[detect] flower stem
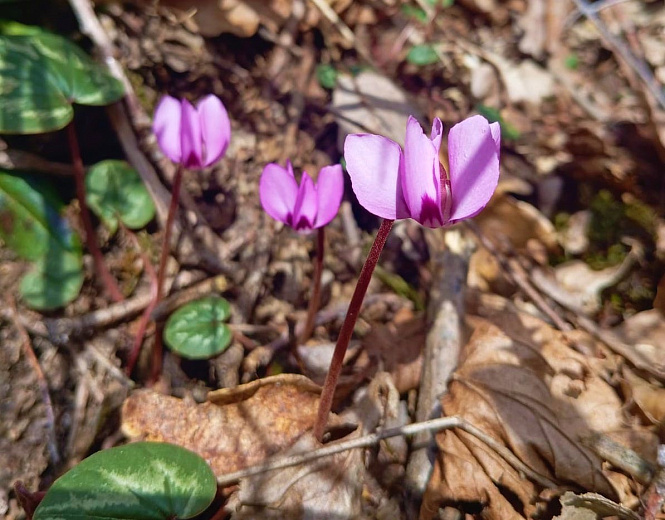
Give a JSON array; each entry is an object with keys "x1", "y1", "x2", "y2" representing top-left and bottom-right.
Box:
[
  {"x1": 313, "y1": 218, "x2": 394, "y2": 441},
  {"x1": 152, "y1": 163, "x2": 185, "y2": 380},
  {"x1": 299, "y1": 227, "x2": 325, "y2": 345},
  {"x1": 67, "y1": 121, "x2": 124, "y2": 303}
]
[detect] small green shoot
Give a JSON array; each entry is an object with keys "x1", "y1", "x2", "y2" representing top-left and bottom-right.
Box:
[
  {"x1": 406, "y1": 44, "x2": 439, "y2": 66},
  {"x1": 316, "y1": 64, "x2": 338, "y2": 90},
  {"x1": 476, "y1": 105, "x2": 521, "y2": 140}
]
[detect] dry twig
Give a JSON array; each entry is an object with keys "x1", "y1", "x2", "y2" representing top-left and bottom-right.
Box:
[
  {"x1": 216, "y1": 415, "x2": 557, "y2": 488},
  {"x1": 7, "y1": 295, "x2": 60, "y2": 465}
]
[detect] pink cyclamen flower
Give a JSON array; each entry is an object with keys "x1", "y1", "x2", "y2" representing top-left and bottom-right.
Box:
[
  {"x1": 153, "y1": 94, "x2": 231, "y2": 170},
  {"x1": 260, "y1": 161, "x2": 344, "y2": 232},
  {"x1": 344, "y1": 115, "x2": 500, "y2": 228}
]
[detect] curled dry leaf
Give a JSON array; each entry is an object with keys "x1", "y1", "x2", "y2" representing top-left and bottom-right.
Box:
[
  {"x1": 423, "y1": 296, "x2": 627, "y2": 519},
  {"x1": 121, "y1": 374, "x2": 331, "y2": 476},
  {"x1": 229, "y1": 432, "x2": 364, "y2": 520}
]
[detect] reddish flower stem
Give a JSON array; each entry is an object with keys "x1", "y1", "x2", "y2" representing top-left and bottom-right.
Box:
[
  {"x1": 151, "y1": 164, "x2": 184, "y2": 380},
  {"x1": 67, "y1": 122, "x2": 124, "y2": 302},
  {"x1": 313, "y1": 218, "x2": 394, "y2": 441},
  {"x1": 299, "y1": 227, "x2": 325, "y2": 345}
]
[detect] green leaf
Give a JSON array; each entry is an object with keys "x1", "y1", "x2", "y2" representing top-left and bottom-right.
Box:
[
  {"x1": 164, "y1": 296, "x2": 233, "y2": 360},
  {"x1": 0, "y1": 170, "x2": 80, "y2": 260},
  {"x1": 0, "y1": 169, "x2": 83, "y2": 309},
  {"x1": 34, "y1": 442, "x2": 217, "y2": 520},
  {"x1": 316, "y1": 64, "x2": 337, "y2": 90},
  {"x1": 19, "y1": 249, "x2": 83, "y2": 310},
  {"x1": 0, "y1": 22, "x2": 124, "y2": 134},
  {"x1": 564, "y1": 53, "x2": 580, "y2": 70},
  {"x1": 401, "y1": 5, "x2": 428, "y2": 22},
  {"x1": 406, "y1": 44, "x2": 439, "y2": 66},
  {"x1": 86, "y1": 160, "x2": 156, "y2": 234}
]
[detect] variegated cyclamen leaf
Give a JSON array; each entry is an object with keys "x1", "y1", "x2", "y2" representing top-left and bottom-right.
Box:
[
  {"x1": 0, "y1": 21, "x2": 124, "y2": 134},
  {"x1": 33, "y1": 442, "x2": 217, "y2": 520}
]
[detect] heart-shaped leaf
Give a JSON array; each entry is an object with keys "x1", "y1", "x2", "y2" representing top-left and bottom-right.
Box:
[
  {"x1": 0, "y1": 169, "x2": 83, "y2": 309},
  {"x1": 86, "y1": 160, "x2": 156, "y2": 233},
  {"x1": 164, "y1": 296, "x2": 233, "y2": 359},
  {"x1": 34, "y1": 442, "x2": 217, "y2": 520},
  {"x1": 0, "y1": 22, "x2": 124, "y2": 134}
]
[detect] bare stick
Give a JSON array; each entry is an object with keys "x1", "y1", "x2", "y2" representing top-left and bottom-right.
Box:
[
  {"x1": 216, "y1": 415, "x2": 556, "y2": 488},
  {"x1": 299, "y1": 227, "x2": 325, "y2": 345},
  {"x1": 405, "y1": 228, "x2": 473, "y2": 503},
  {"x1": 67, "y1": 122, "x2": 124, "y2": 302},
  {"x1": 313, "y1": 219, "x2": 394, "y2": 441},
  {"x1": 571, "y1": 0, "x2": 665, "y2": 110},
  {"x1": 8, "y1": 295, "x2": 60, "y2": 465}
]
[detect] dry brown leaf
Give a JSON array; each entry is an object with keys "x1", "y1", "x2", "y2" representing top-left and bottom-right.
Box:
[
  {"x1": 623, "y1": 368, "x2": 665, "y2": 425},
  {"x1": 475, "y1": 194, "x2": 558, "y2": 251},
  {"x1": 332, "y1": 71, "x2": 423, "y2": 149},
  {"x1": 228, "y1": 432, "x2": 364, "y2": 519},
  {"x1": 423, "y1": 299, "x2": 628, "y2": 518},
  {"x1": 362, "y1": 315, "x2": 425, "y2": 394},
  {"x1": 613, "y1": 309, "x2": 665, "y2": 374},
  {"x1": 121, "y1": 374, "x2": 330, "y2": 476}
]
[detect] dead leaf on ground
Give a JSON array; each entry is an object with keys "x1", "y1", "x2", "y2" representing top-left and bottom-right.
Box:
[
  {"x1": 613, "y1": 309, "x2": 665, "y2": 374},
  {"x1": 332, "y1": 71, "x2": 423, "y2": 149},
  {"x1": 476, "y1": 195, "x2": 559, "y2": 252},
  {"x1": 121, "y1": 374, "x2": 333, "y2": 476},
  {"x1": 423, "y1": 296, "x2": 629, "y2": 519},
  {"x1": 622, "y1": 368, "x2": 665, "y2": 426},
  {"x1": 228, "y1": 432, "x2": 364, "y2": 520},
  {"x1": 362, "y1": 314, "x2": 425, "y2": 394},
  {"x1": 532, "y1": 249, "x2": 639, "y2": 315}
]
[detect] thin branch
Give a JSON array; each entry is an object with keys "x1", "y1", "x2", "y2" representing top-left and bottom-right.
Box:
[
  {"x1": 216, "y1": 415, "x2": 557, "y2": 488},
  {"x1": 571, "y1": 0, "x2": 665, "y2": 110},
  {"x1": 7, "y1": 295, "x2": 60, "y2": 465}
]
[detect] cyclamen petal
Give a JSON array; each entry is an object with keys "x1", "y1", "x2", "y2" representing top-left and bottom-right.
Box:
[
  {"x1": 259, "y1": 162, "x2": 344, "y2": 232},
  {"x1": 447, "y1": 115, "x2": 501, "y2": 222},
  {"x1": 153, "y1": 94, "x2": 231, "y2": 170},
  {"x1": 401, "y1": 117, "x2": 444, "y2": 228},
  {"x1": 198, "y1": 95, "x2": 231, "y2": 167},
  {"x1": 344, "y1": 134, "x2": 409, "y2": 220},
  {"x1": 179, "y1": 100, "x2": 203, "y2": 169},
  {"x1": 153, "y1": 96, "x2": 183, "y2": 164},
  {"x1": 314, "y1": 165, "x2": 344, "y2": 228},
  {"x1": 292, "y1": 173, "x2": 318, "y2": 231},
  {"x1": 344, "y1": 114, "x2": 500, "y2": 227},
  {"x1": 259, "y1": 163, "x2": 299, "y2": 224}
]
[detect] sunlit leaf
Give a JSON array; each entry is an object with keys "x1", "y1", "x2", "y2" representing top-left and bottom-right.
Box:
[
  {"x1": 34, "y1": 442, "x2": 217, "y2": 520},
  {"x1": 164, "y1": 296, "x2": 233, "y2": 360},
  {"x1": 86, "y1": 160, "x2": 156, "y2": 234}
]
